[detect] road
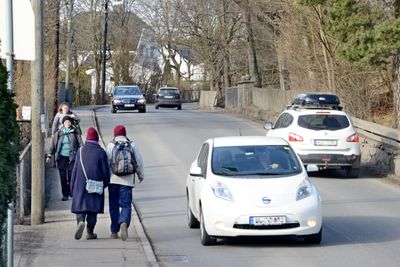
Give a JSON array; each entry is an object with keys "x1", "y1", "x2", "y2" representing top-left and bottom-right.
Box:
[{"x1": 95, "y1": 103, "x2": 400, "y2": 267}]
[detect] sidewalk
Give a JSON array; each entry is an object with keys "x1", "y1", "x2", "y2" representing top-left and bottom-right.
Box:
[{"x1": 14, "y1": 107, "x2": 157, "y2": 267}]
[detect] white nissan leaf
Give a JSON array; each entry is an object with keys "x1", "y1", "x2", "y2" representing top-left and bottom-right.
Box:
[{"x1": 186, "y1": 136, "x2": 322, "y2": 246}]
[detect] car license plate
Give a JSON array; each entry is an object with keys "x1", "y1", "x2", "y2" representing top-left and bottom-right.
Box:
[
  {"x1": 165, "y1": 96, "x2": 173, "y2": 98},
  {"x1": 314, "y1": 139, "x2": 337, "y2": 146},
  {"x1": 249, "y1": 216, "x2": 286, "y2": 226},
  {"x1": 124, "y1": 104, "x2": 135, "y2": 107}
]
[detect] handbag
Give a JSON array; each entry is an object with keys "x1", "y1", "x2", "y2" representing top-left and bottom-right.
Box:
[{"x1": 80, "y1": 148, "x2": 103, "y2": 194}]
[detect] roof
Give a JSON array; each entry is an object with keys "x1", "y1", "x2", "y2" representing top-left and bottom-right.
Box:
[{"x1": 210, "y1": 136, "x2": 290, "y2": 147}]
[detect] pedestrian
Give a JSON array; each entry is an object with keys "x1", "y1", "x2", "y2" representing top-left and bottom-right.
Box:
[
  {"x1": 106, "y1": 125, "x2": 144, "y2": 241},
  {"x1": 46, "y1": 115, "x2": 82, "y2": 201},
  {"x1": 51, "y1": 102, "x2": 81, "y2": 136},
  {"x1": 71, "y1": 127, "x2": 110, "y2": 240}
]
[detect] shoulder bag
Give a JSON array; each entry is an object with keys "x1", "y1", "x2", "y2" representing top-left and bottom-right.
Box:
[{"x1": 80, "y1": 148, "x2": 103, "y2": 194}]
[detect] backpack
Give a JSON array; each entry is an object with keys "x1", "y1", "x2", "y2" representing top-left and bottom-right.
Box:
[{"x1": 110, "y1": 139, "x2": 137, "y2": 176}]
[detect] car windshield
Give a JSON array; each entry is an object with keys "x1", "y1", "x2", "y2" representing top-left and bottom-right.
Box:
[
  {"x1": 211, "y1": 145, "x2": 301, "y2": 177},
  {"x1": 159, "y1": 89, "x2": 178, "y2": 95},
  {"x1": 114, "y1": 87, "x2": 141, "y2": 96},
  {"x1": 298, "y1": 114, "x2": 349, "y2": 130}
]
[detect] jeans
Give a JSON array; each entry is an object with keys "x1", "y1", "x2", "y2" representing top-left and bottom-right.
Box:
[
  {"x1": 58, "y1": 169, "x2": 72, "y2": 197},
  {"x1": 108, "y1": 184, "x2": 133, "y2": 233}
]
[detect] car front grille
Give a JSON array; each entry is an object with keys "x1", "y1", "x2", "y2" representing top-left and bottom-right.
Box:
[{"x1": 233, "y1": 223, "x2": 300, "y2": 230}]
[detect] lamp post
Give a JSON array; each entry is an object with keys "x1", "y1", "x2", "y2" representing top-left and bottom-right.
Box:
[{"x1": 100, "y1": 0, "x2": 109, "y2": 104}]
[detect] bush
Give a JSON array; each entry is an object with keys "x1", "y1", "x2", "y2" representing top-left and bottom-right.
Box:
[{"x1": 0, "y1": 60, "x2": 19, "y2": 246}]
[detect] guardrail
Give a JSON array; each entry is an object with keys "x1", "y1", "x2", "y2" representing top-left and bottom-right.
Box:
[{"x1": 16, "y1": 142, "x2": 32, "y2": 224}]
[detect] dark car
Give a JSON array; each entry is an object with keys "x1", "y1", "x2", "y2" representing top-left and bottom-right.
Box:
[
  {"x1": 110, "y1": 85, "x2": 146, "y2": 113},
  {"x1": 155, "y1": 87, "x2": 182, "y2": 110}
]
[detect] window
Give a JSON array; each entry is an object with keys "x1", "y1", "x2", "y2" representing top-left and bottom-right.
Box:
[
  {"x1": 274, "y1": 113, "x2": 293, "y2": 129},
  {"x1": 298, "y1": 115, "x2": 349, "y2": 130},
  {"x1": 197, "y1": 143, "x2": 209, "y2": 177}
]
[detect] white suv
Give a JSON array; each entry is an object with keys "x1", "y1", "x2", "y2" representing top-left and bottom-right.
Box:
[{"x1": 264, "y1": 93, "x2": 360, "y2": 178}]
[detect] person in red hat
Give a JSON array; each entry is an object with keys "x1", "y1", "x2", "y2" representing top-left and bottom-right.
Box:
[
  {"x1": 46, "y1": 115, "x2": 83, "y2": 201},
  {"x1": 70, "y1": 127, "x2": 110, "y2": 240},
  {"x1": 106, "y1": 125, "x2": 144, "y2": 241}
]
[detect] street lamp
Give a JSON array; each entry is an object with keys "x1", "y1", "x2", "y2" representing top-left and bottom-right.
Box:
[{"x1": 100, "y1": 0, "x2": 109, "y2": 104}]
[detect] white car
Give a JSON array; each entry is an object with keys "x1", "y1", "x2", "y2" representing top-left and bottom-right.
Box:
[
  {"x1": 265, "y1": 93, "x2": 361, "y2": 178},
  {"x1": 186, "y1": 136, "x2": 322, "y2": 246}
]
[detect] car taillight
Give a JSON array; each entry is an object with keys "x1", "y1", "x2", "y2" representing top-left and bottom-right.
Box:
[
  {"x1": 289, "y1": 132, "x2": 303, "y2": 142},
  {"x1": 346, "y1": 133, "x2": 359, "y2": 142}
]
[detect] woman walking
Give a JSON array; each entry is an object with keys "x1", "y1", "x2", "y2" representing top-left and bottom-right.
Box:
[
  {"x1": 71, "y1": 127, "x2": 110, "y2": 240},
  {"x1": 51, "y1": 102, "x2": 81, "y2": 136},
  {"x1": 46, "y1": 116, "x2": 82, "y2": 201}
]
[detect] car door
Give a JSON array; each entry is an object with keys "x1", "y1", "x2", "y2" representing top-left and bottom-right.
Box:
[{"x1": 193, "y1": 143, "x2": 209, "y2": 216}]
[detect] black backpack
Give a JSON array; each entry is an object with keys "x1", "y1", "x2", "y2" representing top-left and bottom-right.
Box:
[{"x1": 110, "y1": 139, "x2": 137, "y2": 175}]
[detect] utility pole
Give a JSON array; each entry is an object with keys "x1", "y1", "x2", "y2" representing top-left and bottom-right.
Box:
[
  {"x1": 65, "y1": 0, "x2": 74, "y2": 104},
  {"x1": 101, "y1": 0, "x2": 109, "y2": 104},
  {"x1": 31, "y1": 0, "x2": 45, "y2": 225}
]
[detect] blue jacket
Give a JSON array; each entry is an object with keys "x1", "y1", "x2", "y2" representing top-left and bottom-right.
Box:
[{"x1": 71, "y1": 141, "x2": 110, "y2": 214}]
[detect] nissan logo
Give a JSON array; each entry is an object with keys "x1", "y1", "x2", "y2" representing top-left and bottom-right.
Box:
[{"x1": 262, "y1": 197, "x2": 271, "y2": 204}]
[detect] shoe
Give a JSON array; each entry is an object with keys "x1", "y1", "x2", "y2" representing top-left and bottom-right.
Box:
[
  {"x1": 74, "y1": 222, "x2": 85, "y2": 240},
  {"x1": 110, "y1": 232, "x2": 119, "y2": 239},
  {"x1": 61, "y1": 196, "x2": 68, "y2": 201},
  {"x1": 86, "y1": 233, "x2": 97, "y2": 240},
  {"x1": 120, "y1": 223, "x2": 128, "y2": 241}
]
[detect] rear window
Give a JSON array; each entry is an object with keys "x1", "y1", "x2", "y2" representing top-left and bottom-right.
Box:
[
  {"x1": 298, "y1": 114, "x2": 350, "y2": 130},
  {"x1": 159, "y1": 88, "x2": 179, "y2": 95}
]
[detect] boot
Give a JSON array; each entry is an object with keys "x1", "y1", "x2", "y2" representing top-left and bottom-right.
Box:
[
  {"x1": 110, "y1": 232, "x2": 119, "y2": 239},
  {"x1": 74, "y1": 221, "x2": 85, "y2": 240},
  {"x1": 120, "y1": 223, "x2": 128, "y2": 241},
  {"x1": 86, "y1": 225, "x2": 98, "y2": 240}
]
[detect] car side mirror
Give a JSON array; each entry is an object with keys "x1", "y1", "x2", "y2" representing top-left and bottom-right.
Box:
[
  {"x1": 264, "y1": 122, "x2": 273, "y2": 130},
  {"x1": 143, "y1": 93, "x2": 147, "y2": 97},
  {"x1": 189, "y1": 166, "x2": 203, "y2": 177},
  {"x1": 109, "y1": 93, "x2": 113, "y2": 97},
  {"x1": 306, "y1": 164, "x2": 319, "y2": 172}
]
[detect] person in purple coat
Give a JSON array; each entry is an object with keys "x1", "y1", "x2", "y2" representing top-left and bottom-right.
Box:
[{"x1": 71, "y1": 127, "x2": 110, "y2": 240}]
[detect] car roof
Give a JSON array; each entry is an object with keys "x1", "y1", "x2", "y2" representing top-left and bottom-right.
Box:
[
  {"x1": 211, "y1": 136, "x2": 290, "y2": 147},
  {"x1": 159, "y1": 87, "x2": 178, "y2": 90},
  {"x1": 284, "y1": 108, "x2": 349, "y2": 116},
  {"x1": 115, "y1": 85, "x2": 140, "y2": 88}
]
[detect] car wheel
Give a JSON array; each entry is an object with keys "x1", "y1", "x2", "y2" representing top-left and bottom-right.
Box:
[
  {"x1": 139, "y1": 107, "x2": 146, "y2": 113},
  {"x1": 187, "y1": 195, "x2": 200, "y2": 229},
  {"x1": 155, "y1": 104, "x2": 159, "y2": 109},
  {"x1": 111, "y1": 106, "x2": 116, "y2": 113},
  {"x1": 345, "y1": 167, "x2": 359, "y2": 178},
  {"x1": 177, "y1": 105, "x2": 182, "y2": 110},
  {"x1": 200, "y1": 207, "x2": 217, "y2": 246},
  {"x1": 303, "y1": 228, "x2": 322, "y2": 244}
]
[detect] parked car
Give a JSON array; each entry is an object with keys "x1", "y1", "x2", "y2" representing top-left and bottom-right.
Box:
[
  {"x1": 264, "y1": 93, "x2": 360, "y2": 178},
  {"x1": 154, "y1": 87, "x2": 182, "y2": 110},
  {"x1": 110, "y1": 85, "x2": 146, "y2": 113},
  {"x1": 186, "y1": 136, "x2": 322, "y2": 246}
]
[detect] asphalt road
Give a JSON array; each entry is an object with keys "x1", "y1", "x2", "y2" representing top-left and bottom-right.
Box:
[{"x1": 95, "y1": 103, "x2": 400, "y2": 267}]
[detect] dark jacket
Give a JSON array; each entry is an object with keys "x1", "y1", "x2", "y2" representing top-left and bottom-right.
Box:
[
  {"x1": 71, "y1": 141, "x2": 111, "y2": 214},
  {"x1": 48, "y1": 125, "x2": 82, "y2": 167}
]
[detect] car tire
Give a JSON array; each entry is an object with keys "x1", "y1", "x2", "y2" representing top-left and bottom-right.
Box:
[
  {"x1": 200, "y1": 207, "x2": 217, "y2": 246},
  {"x1": 111, "y1": 106, "x2": 116, "y2": 113},
  {"x1": 303, "y1": 228, "x2": 322, "y2": 244},
  {"x1": 155, "y1": 104, "x2": 159, "y2": 109},
  {"x1": 345, "y1": 167, "x2": 359, "y2": 178},
  {"x1": 139, "y1": 107, "x2": 146, "y2": 113},
  {"x1": 177, "y1": 105, "x2": 182, "y2": 110},
  {"x1": 187, "y1": 196, "x2": 200, "y2": 229}
]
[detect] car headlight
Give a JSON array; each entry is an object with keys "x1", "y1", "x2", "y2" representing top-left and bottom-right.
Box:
[
  {"x1": 137, "y1": 99, "x2": 146, "y2": 104},
  {"x1": 211, "y1": 181, "x2": 234, "y2": 202},
  {"x1": 113, "y1": 99, "x2": 123, "y2": 104},
  {"x1": 296, "y1": 178, "x2": 312, "y2": 201}
]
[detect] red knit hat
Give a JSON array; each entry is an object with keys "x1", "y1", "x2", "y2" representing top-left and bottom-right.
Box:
[
  {"x1": 114, "y1": 125, "x2": 126, "y2": 137},
  {"x1": 86, "y1": 127, "x2": 99, "y2": 141}
]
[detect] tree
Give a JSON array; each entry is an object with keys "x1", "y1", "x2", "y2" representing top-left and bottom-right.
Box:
[{"x1": 327, "y1": 0, "x2": 400, "y2": 127}]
